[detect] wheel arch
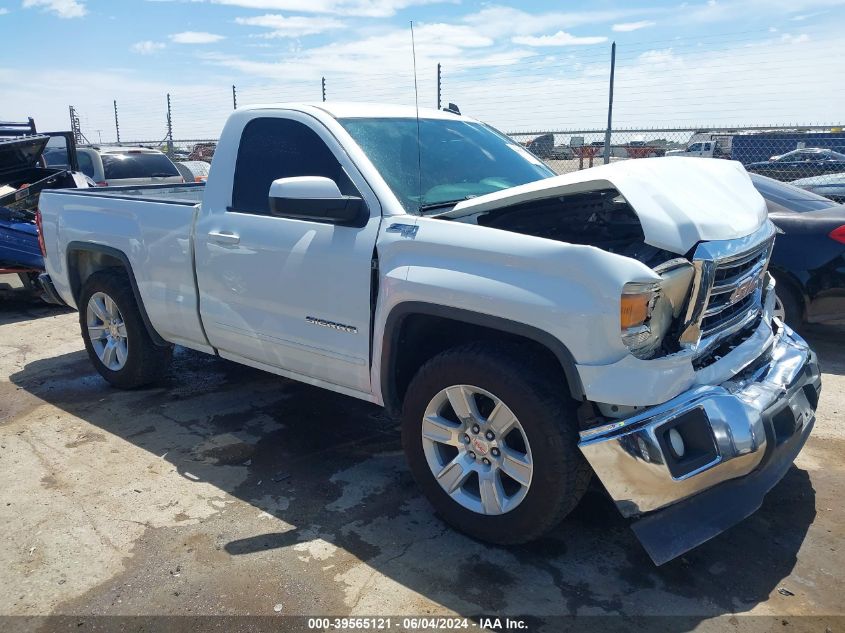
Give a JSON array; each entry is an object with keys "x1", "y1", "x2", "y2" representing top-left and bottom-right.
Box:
[
  {"x1": 380, "y1": 302, "x2": 584, "y2": 416},
  {"x1": 769, "y1": 266, "x2": 808, "y2": 321},
  {"x1": 66, "y1": 241, "x2": 168, "y2": 347}
]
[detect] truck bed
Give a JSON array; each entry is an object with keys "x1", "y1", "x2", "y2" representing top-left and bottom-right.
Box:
[
  {"x1": 38, "y1": 184, "x2": 206, "y2": 350},
  {"x1": 53, "y1": 182, "x2": 206, "y2": 205}
]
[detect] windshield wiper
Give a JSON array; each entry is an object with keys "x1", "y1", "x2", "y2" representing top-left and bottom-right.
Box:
[
  {"x1": 418, "y1": 196, "x2": 473, "y2": 213},
  {"x1": 150, "y1": 173, "x2": 177, "y2": 177}
]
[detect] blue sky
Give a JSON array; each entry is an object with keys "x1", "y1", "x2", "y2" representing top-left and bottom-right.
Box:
[{"x1": 1, "y1": 0, "x2": 844, "y2": 140}]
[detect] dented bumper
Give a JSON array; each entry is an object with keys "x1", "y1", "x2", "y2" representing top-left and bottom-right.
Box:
[{"x1": 578, "y1": 322, "x2": 821, "y2": 564}]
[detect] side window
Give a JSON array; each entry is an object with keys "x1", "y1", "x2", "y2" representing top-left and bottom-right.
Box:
[
  {"x1": 231, "y1": 117, "x2": 356, "y2": 215},
  {"x1": 77, "y1": 151, "x2": 95, "y2": 178},
  {"x1": 689, "y1": 143, "x2": 702, "y2": 152}
]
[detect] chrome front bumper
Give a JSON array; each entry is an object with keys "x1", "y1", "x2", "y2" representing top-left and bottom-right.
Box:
[{"x1": 578, "y1": 321, "x2": 821, "y2": 562}]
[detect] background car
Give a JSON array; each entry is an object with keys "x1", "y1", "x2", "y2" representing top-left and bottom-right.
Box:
[
  {"x1": 746, "y1": 148, "x2": 845, "y2": 182},
  {"x1": 174, "y1": 160, "x2": 211, "y2": 183},
  {"x1": 61, "y1": 147, "x2": 184, "y2": 187},
  {"x1": 792, "y1": 172, "x2": 845, "y2": 204},
  {"x1": 750, "y1": 173, "x2": 845, "y2": 326},
  {"x1": 550, "y1": 145, "x2": 575, "y2": 160},
  {"x1": 524, "y1": 133, "x2": 554, "y2": 159}
]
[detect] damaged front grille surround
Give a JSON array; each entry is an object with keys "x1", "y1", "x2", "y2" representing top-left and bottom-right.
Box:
[{"x1": 679, "y1": 221, "x2": 777, "y2": 357}]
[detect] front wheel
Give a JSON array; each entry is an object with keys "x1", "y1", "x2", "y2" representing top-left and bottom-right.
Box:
[
  {"x1": 401, "y1": 342, "x2": 591, "y2": 544},
  {"x1": 79, "y1": 270, "x2": 171, "y2": 389},
  {"x1": 773, "y1": 281, "x2": 803, "y2": 327}
]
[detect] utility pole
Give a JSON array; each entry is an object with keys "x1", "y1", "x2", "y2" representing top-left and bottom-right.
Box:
[
  {"x1": 603, "y1": 41, "x2": 616, "y2": 165},
  {"x1": 232, "y1": 85, "x2": 237, "y2": 110},
  {"x1": 113, "y1": 100, "x2": 121, "y2": 144},
  {"x1": 437, "y1": 63, "x2": 442, "y2": 110},
  {"x1": 322, "y1": 76, "x2": 326, "y2": 102},
  {"x1": 166, "y1": 93, "x2": 174, "y2": 157}
]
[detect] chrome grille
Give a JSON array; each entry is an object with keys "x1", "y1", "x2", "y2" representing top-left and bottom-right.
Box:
[
  {"x1": 700, "y1": 239, "x2": 773, "y2": 339},
  {"x1": 680, "y1": 222, "x2": 777, "y2": 353}
]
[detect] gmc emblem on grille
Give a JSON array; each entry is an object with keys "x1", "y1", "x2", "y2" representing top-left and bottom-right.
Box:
[{"x1": 729, "y1": 276, "x2": 760, "y2": 304}]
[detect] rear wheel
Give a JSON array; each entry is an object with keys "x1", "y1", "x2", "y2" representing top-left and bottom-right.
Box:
[
  {"x1": 79, "y1": 270, "x2": 171, "y2": 388},
  {"x1": 401, "y1": 342, "x2": 591, "y2": 544}
]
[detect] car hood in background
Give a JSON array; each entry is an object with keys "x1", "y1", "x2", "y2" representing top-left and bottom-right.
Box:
[
  {"x1": 792, "y1": 172, "x2": 845, "y2": 186},
  {"x1": 447, "y1": 157, "x2": 768, "y2": 254}
]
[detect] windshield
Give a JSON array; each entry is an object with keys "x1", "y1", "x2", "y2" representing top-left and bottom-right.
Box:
[
  {"x1": 102, "y1": 152, "x2": 180, "y2": 180},
  {"x1": 339, "y1": 117, "x2": 554, "y2": 212},
  {"x1": 750, "y1": 173, "x2": 836, "y2": 212}
]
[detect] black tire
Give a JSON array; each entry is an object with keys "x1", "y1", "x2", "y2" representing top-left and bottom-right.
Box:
[
  {"x1": 401, "y1": 342, "x2": 591, "y2": 545},
  {"x1": 774, "y1": 277, "x2": 804, "y2": 327},
  {"x1": 78, "y1": 269, "x2": 171, "y2": 389}
]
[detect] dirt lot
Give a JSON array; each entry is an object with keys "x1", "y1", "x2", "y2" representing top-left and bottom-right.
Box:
[{"x1": 0, "y1": 288, "x2": 843, "y2": 631}]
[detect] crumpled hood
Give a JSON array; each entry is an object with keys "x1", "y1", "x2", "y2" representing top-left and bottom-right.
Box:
[{"x1": 448, "y1": 157, "x2": 768, "y2": 254}]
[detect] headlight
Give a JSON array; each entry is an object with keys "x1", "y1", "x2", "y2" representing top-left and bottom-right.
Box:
[
  {"x1": 621, "y1": 282, "x2": 669, "y2": 357},
  {"x1": 621, "y1": 261, "x2": 695, "y2": 359}
]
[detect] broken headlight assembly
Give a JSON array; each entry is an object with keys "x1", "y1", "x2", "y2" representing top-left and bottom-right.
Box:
[{"x1": 620, "y1": 260, "x2": 695, "y2": 359}]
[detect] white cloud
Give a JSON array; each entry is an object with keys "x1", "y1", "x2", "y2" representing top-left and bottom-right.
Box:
[
  {"x1": 781, "y1": 32, "x2": 810, "y2": 43},
  {"x1": 208, "y1": 0, "x2": 453, "y2": 18},
  {"x1": 0, "y1": 8, "x2": 10, "y2": 15},
  {"x1": 512, "y1": 31, "x2": 608, "y2": 47},
  {"x1": 235, "y1": 14, "x2": 345, "y2": 38},
  {"x1": 170, "y1": 31, "x2": 226, "y2": 44},
  {"x1": 682, "y1": 0, "x2": 845, "y2": 24},
  {"x1": 22, "y1": 0, "x2": 86, "y2": 18},
  {"x1": 462, "y1": 6, "x2": 651, "y2": 39},
  {"x1": 637, "y1": 48, "x2": 680, "y2": 65},
  {"x1": 203, "y1": 21, "x2": 499, "y2": 82},
  {"x1": 612, "y1": 20, "x2": 655, "y2": 32},
  {"x1": 131, "y1": 40, "x2": 167, "y2": 54}
]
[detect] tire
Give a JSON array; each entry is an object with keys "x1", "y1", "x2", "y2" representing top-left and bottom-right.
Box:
[
  {"x1": 78, "y1": 269, "x2": 171, "y2": 389},
  {"x1": 773, "y1": 278, "x2": 803, "y2": 327},
  {"x1": 401, "y1": 342, "x2": 591, "y2": 545}
]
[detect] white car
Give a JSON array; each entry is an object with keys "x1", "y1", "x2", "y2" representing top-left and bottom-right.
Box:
[
  {"x1": 36, "y1": 103, "x2": 820, "y2": 565},
  {"x1": 75, "y1": 147, "x2": 183, "y2": 187}
]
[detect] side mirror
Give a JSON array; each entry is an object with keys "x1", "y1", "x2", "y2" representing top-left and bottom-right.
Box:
[{"x1": 268, "y1": 176, "x2": 364, "y2": 224}]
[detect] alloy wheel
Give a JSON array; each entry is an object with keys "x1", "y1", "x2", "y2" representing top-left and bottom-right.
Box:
[
  {"x1": 86, "y1": 291, "x2": 129, "y2": 371},
  {"x1": 421, "y1": 384, "x2": 533, "y2": 515}
]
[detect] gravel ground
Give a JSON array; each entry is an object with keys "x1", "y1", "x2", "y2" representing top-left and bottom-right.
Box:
[{"x1": 0, "y1": 286, "x2": 842, "y2": 631}]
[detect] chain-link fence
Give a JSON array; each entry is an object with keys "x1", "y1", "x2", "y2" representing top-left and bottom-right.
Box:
[{"x1": 509, "y1": 127, "x2": 845, "y2": 199}]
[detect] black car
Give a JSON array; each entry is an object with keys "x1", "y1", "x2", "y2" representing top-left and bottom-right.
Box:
[
  {"x1": 746, "y1": 148, "x2": 845, "y2": 182},
  {"x1": 750, "y1": 173, "x2": 845, "y2": 326}
]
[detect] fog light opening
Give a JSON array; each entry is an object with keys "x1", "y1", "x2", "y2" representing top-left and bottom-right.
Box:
[{"x1": 668, "y1": 428, "x2": 685, "y2": 458}]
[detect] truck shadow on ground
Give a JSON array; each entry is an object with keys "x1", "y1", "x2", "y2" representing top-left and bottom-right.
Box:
[
  {"x1": 0, "y1": 294, "x2": 72, "y2": 325},
  {"x1": 9, "y1": 344, "x2": 817, "y2": 627}
]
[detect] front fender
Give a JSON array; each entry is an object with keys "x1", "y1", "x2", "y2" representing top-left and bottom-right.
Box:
[{"x1": 370, "y1": 216, "x2": 661, "y2": 406}]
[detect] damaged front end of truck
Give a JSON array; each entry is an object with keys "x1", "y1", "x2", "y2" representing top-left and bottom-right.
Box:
[{"x1": 430, "y1": 157, "x2": 821, "y2": 564}]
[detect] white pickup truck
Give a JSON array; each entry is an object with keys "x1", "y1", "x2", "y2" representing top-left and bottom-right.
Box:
[{"x1": 37, "y1": 103, "x2": 821, "y2": 565}]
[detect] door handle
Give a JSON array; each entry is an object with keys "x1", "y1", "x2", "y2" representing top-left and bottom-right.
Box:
[{"x1": 208, "y1": 230, "x2": 240, "y2": 245}]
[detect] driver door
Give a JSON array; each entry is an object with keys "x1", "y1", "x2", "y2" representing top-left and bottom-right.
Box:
[{"x1": 195, "y1": 113, "x2": 381, "y2": 394}]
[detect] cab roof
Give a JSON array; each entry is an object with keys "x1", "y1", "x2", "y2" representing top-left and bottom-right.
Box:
[{"x1": 239, "y1": 102, "x2": 472, "y2": 121}]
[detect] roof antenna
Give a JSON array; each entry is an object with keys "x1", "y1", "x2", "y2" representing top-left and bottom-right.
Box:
[{"x1": 410, "y1": 20, "x2": 423, "y2": 213}]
